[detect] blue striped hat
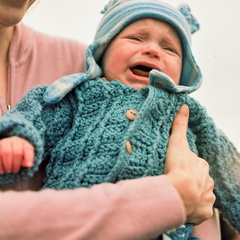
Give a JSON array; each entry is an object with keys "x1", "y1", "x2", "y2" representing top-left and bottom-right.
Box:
[{"x1": 44, "y1": 0, "x2": 202, "y2": 104}]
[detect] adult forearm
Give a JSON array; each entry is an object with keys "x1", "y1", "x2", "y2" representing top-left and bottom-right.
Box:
[{"x1": 0, "y1": 176, "x2": 185, "y2": 240}]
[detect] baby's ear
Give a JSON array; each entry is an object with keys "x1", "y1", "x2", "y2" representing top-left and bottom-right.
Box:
[{"x1": 178, "y1": 4, "x2": 200, "y2": 34}]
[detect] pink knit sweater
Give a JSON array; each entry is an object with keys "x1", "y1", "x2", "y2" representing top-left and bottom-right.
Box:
[
  {"x1": 0, "y1": 22, "x2": 87, "y2": 114},
  {"x1": 0, "y1": 22, "x2": 220, "y2": 240}
]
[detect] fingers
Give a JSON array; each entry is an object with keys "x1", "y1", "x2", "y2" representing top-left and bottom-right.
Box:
[
  {"x1": 0, "y1": 153, "x2": 3, "y2": 174},
  {"x1": 190, "y1": 175, "x2": 216, "y2": 225},
  {"x1": 165, "y1": 105, "x2": 215, "y2": 224},
  {"x1": 21, "y1": 141, "x2": 34, "y2": 168},
  {"x1": 182, "y1": 158, "x2": 215, "y2": 224},
  {"x1": 0, "y1": 137, "x2": 34, "y2": 174},
  {"x1": 0, "y1": 145, "x2": 4, "y2": 174},
  {"x1": 0, "y1": 140, "x2": 14, "y2": 173},
  {"x1": 12, "y1": 141, "x2": 24, "y2": 173}
]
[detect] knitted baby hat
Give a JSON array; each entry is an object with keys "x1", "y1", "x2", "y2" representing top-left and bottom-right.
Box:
[{"x1": 44, "y1": 0, "x2": 202, "y2": 104}]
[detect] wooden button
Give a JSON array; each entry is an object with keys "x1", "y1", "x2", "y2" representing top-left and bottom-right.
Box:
[
  {"x1": 125, "y1": 140, "x2": 132, "y2": 154},
  {"x1": 126, "y1": 109, "x2": 138, "y2": 120},
  {"x1": 101, "y1": 77, "x2": 108, "y2": 81}
]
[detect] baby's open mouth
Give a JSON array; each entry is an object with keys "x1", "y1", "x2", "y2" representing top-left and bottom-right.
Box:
[{"x1": 131, "y1": 65, "x2": 153, "y2": 77}]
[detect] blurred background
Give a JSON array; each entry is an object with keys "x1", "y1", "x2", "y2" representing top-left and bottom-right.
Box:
[{"x1": 23, "y1": 0, "x2": 240, "y2": 149}]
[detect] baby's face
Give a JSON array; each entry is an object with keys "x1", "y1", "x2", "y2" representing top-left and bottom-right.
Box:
[{"x1": 101, "y1": 18, "x2": 183, "y2": 90}]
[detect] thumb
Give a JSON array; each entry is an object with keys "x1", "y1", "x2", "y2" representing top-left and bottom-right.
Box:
[
  {"x1": 164, "y1": 104, "x2": 190, "y2": 172},
  {"x1": 171, "y1": 104, "x2": 189, "y2": 137}
]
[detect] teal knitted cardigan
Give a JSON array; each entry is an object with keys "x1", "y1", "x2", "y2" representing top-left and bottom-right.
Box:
[{"x1": 0, "y1": 78, "x2": 240, "y2": 233}]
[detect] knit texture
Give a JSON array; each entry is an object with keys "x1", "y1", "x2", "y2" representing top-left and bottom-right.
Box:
[
  {"x1": 0, "y1": 1, "x2": 239, "y2": 238},
  {"x1": 43, "y1": 0, "x2": 202, "y2": 104},
  {"x1": 0, "y1": 79, "x2": 240, "y2": 237}
]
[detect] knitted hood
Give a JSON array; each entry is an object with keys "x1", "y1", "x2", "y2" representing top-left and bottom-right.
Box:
[{"x1": 44, "y1": 0, "x2": 202, "y2": 104}]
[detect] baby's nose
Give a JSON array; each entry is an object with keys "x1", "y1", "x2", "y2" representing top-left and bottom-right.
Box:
[{"x1": 142, "y1": 45, "x2": 161, "y2": 59}]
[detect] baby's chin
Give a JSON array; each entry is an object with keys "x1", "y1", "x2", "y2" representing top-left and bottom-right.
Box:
[
  {"x1": 118, "y1": 77, "x2": 150, "y2": 90},
  {"x1": 131, "y1": 82, "x2": 150, "y2": 90}
]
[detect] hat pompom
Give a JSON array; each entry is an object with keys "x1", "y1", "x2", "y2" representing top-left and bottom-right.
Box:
[
  {"x1": 45, "y1": 0, "x2": 203, "y2": 104},
  {"x1": 101, "y1": 0, "x2": 120, "y2": 14},
  {"x1": 178, "y1": 4, "x2": 200, "y2": 34}
]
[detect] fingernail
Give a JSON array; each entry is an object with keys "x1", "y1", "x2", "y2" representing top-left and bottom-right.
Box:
[{"x1": 25, "y1": 162, "x2": 33, "y2": 168}]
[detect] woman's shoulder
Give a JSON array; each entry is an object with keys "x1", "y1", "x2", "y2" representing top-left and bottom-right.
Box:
[
  {"x1": 31, "y1": 25, "x2": 87, "y2": 52},
  {"x1": 18, "y1": 23, "x2": 87, "y2": 57}
]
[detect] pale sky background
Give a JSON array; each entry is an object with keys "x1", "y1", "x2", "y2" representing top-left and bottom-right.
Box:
[{"x1": 23, "y1": 0, "x2": 240, "y2": 150}]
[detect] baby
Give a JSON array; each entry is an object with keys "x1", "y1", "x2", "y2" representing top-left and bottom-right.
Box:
[{"x1": 0, "y1": 0, "x2": 239, "y2": 239}]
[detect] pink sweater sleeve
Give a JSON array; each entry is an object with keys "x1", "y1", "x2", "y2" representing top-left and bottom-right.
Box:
[{"x1": 0, "y1": 176, "x2": 186, "y2": 240}]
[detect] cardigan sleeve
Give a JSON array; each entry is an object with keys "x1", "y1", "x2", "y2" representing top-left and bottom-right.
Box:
[
  {"x1": 187, "y1": 97, "x2": 240, "y2": 233},
  {"x1": 0, "y1": 85, "x2": 74, "y2": 185}
]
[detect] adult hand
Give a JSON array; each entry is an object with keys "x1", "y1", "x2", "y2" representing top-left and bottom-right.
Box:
[{"x1": 164, "y1": 104, "x2": 215, "y2": 225}]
